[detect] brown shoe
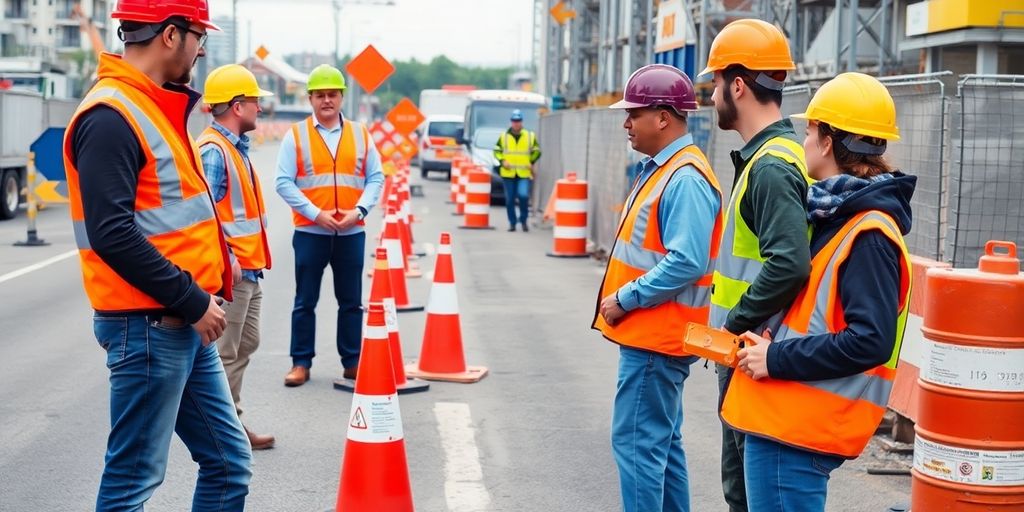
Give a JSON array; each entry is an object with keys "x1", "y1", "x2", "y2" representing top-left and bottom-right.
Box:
[
  {"x1": 284, "y1": 366, "x2": 310, "y2": 387},
  {"x1": 245, "y1": 426, "x2": 275, "y2": 450},
  {"x1": 343, "y1": 367, "x2": 357, "y2": 380}
]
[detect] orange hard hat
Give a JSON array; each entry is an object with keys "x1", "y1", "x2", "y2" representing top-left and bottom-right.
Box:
[
  {"x1": 699, "y1": 19, "x2": 794, "y2": 77},
  {"x1": 112, "y1": 0, "x2": 220, "y2": 31}
]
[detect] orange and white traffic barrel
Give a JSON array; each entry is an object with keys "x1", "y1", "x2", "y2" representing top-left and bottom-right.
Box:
[
  {"x1": 912, "y1": 241, "x2": 1024, "y2": 510},
  {"x1": 459, "y1": 167, "x2": 494, "y2": 230},
  {"x1": 454, "y1": 170, "x2": 469, "y2": 216},
  {"x1": 547, "y1": 172, "x2": 589, "y2": 258},
  {"x1": 449, "y1": 157, "x2": 464, "y2": 205}
]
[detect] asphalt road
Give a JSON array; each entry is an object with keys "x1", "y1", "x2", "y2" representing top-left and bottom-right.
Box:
[{"x1": 0, "y1": 140, "x2": 911, "y2": 511}]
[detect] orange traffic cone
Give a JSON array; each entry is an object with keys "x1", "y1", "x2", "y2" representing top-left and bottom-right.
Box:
[
  {"x1": 406, "y1": 232, "x2": 488, "y2": 383},
  {"x1": 388, "y1": 193, "x2": 422, "y2": 278},
  {"x1": 338, "y1": 247, "x2": 431, "y2": 394},
  {"x1": 383, "y1": 207, "x2": 424, "y2": 312},
  {"x1": 335, "y1": 303, "x2": 414, "y2": 512}
]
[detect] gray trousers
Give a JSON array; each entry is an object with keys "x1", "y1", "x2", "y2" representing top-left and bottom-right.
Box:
[
  {"x1": 218, "y1": 279, "x2": 262, "y2": 416},
  {"x1": 717, "y1": 363, "x2": 748, "y2": 512}
]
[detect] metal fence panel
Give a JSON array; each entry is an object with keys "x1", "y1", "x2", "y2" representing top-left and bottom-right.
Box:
[
  {"x1": 950, "y1": 75, "x2": 1024, "y2": 267},
  {"x1": 877, "y1": 73, "x2": 950, "y2": 261},
  {"x1": 586, "y1": 109, "x2": 631, "y2": 255}
]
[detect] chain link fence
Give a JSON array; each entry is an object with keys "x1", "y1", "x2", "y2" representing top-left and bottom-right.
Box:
[
  {"x1": 950, "y1": 75, "x2": 1024, "y2": 267},
  {"x1": 535, "y1": 73, "x2": 1021, "y2": 264}
]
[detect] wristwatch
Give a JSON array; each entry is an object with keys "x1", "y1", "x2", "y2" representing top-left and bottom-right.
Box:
[{"x1": 356, "y1": 206, "x2": 367, "y2": 221}]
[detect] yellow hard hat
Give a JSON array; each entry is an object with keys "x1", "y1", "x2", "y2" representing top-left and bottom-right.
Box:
[
  {"x1": 792, "y1": 72, "x2": 900, "y2": 141},
  {"x1": 203, "y1": 64, "x2": 273, "y2": 106},
  {"x1": 699, "y1": 19, "x2": 795, "y2": 77}
]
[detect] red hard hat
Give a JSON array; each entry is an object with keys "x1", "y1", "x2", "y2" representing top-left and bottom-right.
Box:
[
  {"x1": 610, "y1": 64, "x2": 698, "y2": 114},
  {"x1": 112, "y1": 0, "x2": 221, "y2": 31}
]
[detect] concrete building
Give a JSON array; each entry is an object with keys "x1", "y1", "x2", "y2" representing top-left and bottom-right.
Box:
[
  {"x1": 0, "y1": 0, "x2": 112, "y2": 60},
  {"x1": 901, "y1": 0, "x2": 1024, "y2": 75},
  {"x1": 204, "y1": 15, "x2": 236, "y2": 70}
]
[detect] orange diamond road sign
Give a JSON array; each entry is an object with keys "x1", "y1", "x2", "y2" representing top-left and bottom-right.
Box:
[
  {"x1": 254, "y1": 45, "x2": 270, "y2": 61},
  {"x1": 345, "y1": 45, "x2": 394, "y2": 94},
  {"x1": 386, "y1": 98, "x2": 425, "y2": 137},
  {"x1": 550, "y1": 1, "x2": 576, "y2": 25}
]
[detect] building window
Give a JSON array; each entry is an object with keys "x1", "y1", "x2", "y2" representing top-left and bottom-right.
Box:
[{"x1": 59, "y1": 25, "x2": 80, "y2": 47}]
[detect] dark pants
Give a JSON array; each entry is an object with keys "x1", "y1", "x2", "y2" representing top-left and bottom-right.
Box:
[
  {"x1": 290, "y1": 230, "x2": 365, "y2": 370},
  {"x1": 502, "y1": 176, "x2": 531, "y2": 226},
  {"x1": 717, "y1": 363, "x2": 748, "y2": 512}
]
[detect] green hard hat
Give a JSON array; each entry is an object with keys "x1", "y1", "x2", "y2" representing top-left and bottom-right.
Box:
[{"x1": 306, "y1": 64, "x2": 347, "y2": 92}]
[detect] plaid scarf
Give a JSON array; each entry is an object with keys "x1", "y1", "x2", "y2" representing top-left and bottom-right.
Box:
[{"x1": 807, "y1": 173, "x2": 893, "y2": 222}]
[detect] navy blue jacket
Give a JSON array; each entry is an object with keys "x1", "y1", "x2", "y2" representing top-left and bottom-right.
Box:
[{"x1": 767, "y1": 172, "x2": 917, "y2": 381}]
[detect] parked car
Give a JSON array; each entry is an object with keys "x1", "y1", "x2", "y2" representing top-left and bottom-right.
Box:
[{"x1": 417, "y1": 115, "x2": 463, "y2": 179}]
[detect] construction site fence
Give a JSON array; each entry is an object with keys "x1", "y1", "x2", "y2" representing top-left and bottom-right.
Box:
[{"x1": 535, "y1": 72, "x2": 1021, "y2": 265}]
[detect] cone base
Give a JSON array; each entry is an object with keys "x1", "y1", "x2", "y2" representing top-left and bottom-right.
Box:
[
  {"x1": 334, "y1": 377, "x2": 431, "y2": 394},
  {"x1": 546, "y1": 251, "x2": 590, "y2": 258},
  {"x1": 395, "y1": 303, "x2": 425, "y2": 313},
  {"x1": 405, "y1": 363, "x2": 489, "y2": 383},
  {"x1": 459, "y1": 225, "x2": 495, "y2": 230},
  {"x1": 405, "y1": 268, "x2": 423, "y2": 278}
]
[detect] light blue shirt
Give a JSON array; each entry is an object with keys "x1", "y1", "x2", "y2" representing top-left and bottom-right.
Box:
[
  {"x1": 200, "y1": 121, "x2": 262, "y2": 282},
  {"x1": 616, "y1": 133, "x2": 722, "y2": 312},
  {"x1": 274, "y1": 114, "x2": 385, "y2": 236}
]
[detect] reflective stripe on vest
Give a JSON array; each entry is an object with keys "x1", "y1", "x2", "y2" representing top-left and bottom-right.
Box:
[
  {"x1": 290, "y1": 117, "x2": 368, "y2": 227},
  {"x1": 720, "y1": 210, "x2": 912, "y2": 459},
  {"x1": 498, "y1": 130, "x2": 535, "y2": 179},
  {"x1": 709, "y1": 136, "x2": 812, "y2": 330},
  {"x1": 64, "y1": 63, "x2": 229, "y2": 311},
  {"x1": 592, "y1": 144, "x2": 724, "y2": 356},
  {"x1": 197, "y1": 127, "x2": 271, "y2": 270}
]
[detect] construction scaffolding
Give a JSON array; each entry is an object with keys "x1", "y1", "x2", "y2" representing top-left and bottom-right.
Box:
[{"x1": 536, "y1": 0, "x2": 908, "y2": 103}]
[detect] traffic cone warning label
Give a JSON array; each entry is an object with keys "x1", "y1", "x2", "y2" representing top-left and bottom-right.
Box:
[
  {"x1": 350, "y1": 407, "x2": 368, "y2": 430},
  {"x1": 346, "y1": 393, "x2": 404, "y2": 443}
]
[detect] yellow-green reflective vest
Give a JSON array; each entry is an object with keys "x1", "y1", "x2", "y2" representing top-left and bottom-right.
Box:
[
  {"x1": 709, "y1": 136, "x2": 813, "y2": 329},
  {"x1": 496, "y1": 130, "x2": 536, "y2": 179}
]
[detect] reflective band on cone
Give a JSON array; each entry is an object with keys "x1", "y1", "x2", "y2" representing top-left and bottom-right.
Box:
[
  {"x1": 406, "y1": 232, "x2": 488, "y2": 383},
  {"x1": 455, "y1": 171, "x2": 469, "y2": 216},
  {"x1": 335, "y1": 303, "x2": 414, "y2": 512},
  {"x1": 547, "y1": 172, "x2": 589, "y2": 258},
  {"x1": 460, "y1": 168, "x2": 495, "y2": 230}
]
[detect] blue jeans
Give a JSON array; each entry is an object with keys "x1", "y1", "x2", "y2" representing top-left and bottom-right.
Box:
[
  {"x1": 744, "y1": 434, "x2": 845, "y2": 512},
  {"x1": 93, "y1": 315, "x2": 252, "y2": 512},
  {"x1": 291, "y1": 230, "x2": 365, "y2": 369},
  {"x1": 502, "y1": 176, "x2": 531, "y2": 226},
  {"x1": 612, "y1": 346, "x2": 699, "y2": 512}
]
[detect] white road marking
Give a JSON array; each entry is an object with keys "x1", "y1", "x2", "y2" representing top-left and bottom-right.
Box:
[
  {"x1": 0, "y1": 250, "x2": 77, "y2": 285},
  {"x1": 434, "y1": 402, "x2": 491, "y2": 512}
]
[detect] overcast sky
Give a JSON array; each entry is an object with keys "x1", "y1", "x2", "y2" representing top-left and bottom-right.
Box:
[{"x1": 208, "y1": 0, "x2": 536, "y2": 68}]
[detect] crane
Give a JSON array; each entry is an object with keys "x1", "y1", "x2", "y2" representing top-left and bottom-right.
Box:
[{"x1": 71, "y1": 2, "x2": 106, "y2": 60}]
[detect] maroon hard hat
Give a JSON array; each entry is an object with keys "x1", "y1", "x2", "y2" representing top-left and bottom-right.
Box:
[{"x1": 609, "y1": 64, "x2": 698, "y2": 114}]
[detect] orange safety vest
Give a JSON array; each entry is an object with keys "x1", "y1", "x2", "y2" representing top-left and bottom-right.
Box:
[
  {"x1": 289, "y1": 116, "x2": 369, "y2": 227},
  {"x1": 197, "y1": 127, "x2": 271, "y2": 271},
  {"x1": 593, "y1": 144, "x2": 725, "y2": 356},
  {"x1": 721, "y1": 210, "x2": 912, "y2": 458},
  {"x1": 64, "y1": 53, "x2": 230, "y2": 311}
]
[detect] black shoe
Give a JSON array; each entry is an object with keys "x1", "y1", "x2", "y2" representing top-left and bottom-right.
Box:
[
  {"x1": 521, "y1": 223, "x2": 529, "y2": 232},
  {"x1": 508, "y1": 225, "x2": 516, "y2": 232}
]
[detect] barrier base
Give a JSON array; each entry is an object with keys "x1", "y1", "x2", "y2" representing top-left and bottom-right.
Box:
[
  {"x1": 546, "y1": 251, "x2": 589, "y2": 258},
  {"x1": 334, "y1": 376, "x2": 430, "y2": 394},
  {"x1": 396, "y1": 303, "x2": 425, "y2": 313},
  {"x1": 405, "y1": 268, "x2": 423, "y2": 279},
  {"x1": 405, "y1": 364, "x2": 489, "y2": 383}
]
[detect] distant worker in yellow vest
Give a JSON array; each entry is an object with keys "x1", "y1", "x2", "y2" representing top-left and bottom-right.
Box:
[
  {"x1": 593, "y1": 64, "x2": 724, "y2": 512},
  {"x1": 699, "y1": 19, "x2": 814, "y2": 511},
  {"x1": 493, "y1": 109, "x2": 541, "y2": 232},
  {"x1": 723, "y1": 72, "x2": 915, "y2": 512},
  {"x1": 275, "y1": 64, "x2": 384, "y2": 387},
  {"x1": 198, "y1": 64, "x2": 275, "y2": 450}
]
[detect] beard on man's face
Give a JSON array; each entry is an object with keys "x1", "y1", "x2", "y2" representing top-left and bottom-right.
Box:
[{"x1": 716, "y1": 85, "x2": 739, "y2": 131}]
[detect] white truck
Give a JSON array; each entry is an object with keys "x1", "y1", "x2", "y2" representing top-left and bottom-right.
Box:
[
  {"x1": 0, "y1": 89, "x2": 77, "y2": 220},
  {"x1": 418, "y1": 88, "x2": 472, "y2": 118}
]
